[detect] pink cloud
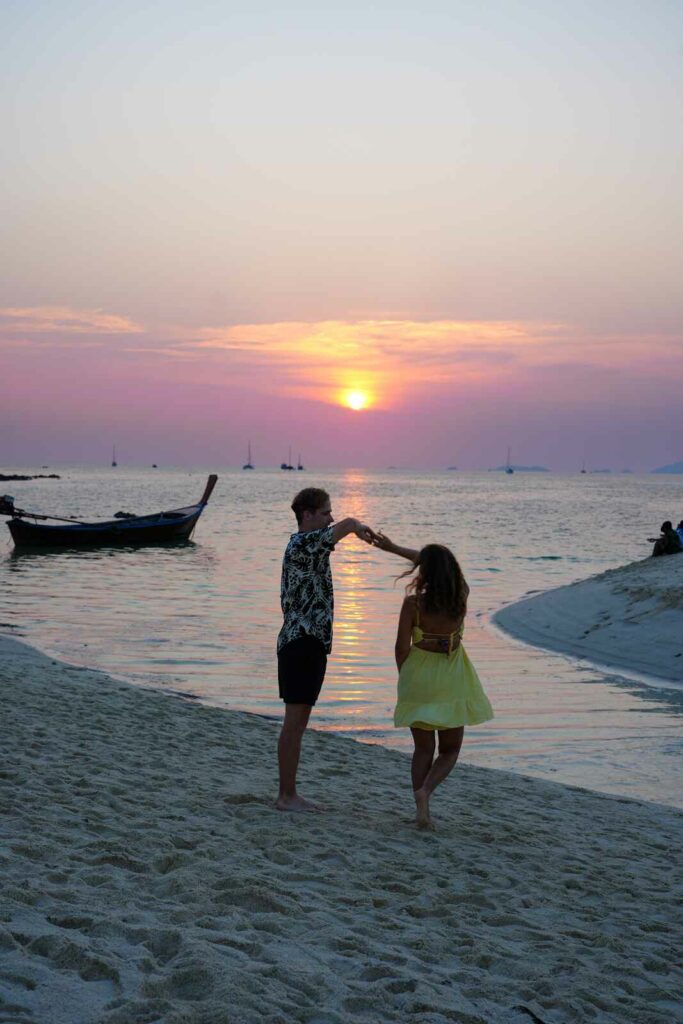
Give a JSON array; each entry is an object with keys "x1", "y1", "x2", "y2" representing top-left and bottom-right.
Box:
[{"x1": 0, "y1": 306, "x2": 144, "y2": 342}]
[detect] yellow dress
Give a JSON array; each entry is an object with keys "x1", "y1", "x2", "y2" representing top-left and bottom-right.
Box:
[{"x1": 394, "y1": 619, "x2": 494, "y2": 731}]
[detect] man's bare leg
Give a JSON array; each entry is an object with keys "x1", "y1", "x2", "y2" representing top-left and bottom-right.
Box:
[
  {"x1": 413, "y1": 727, "x2": 464, "y2": 829},
  {"x1": 276, "y1": 703, "x2": 320, "y2": 811}
]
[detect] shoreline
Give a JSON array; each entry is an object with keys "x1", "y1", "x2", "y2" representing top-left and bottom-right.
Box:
[
  {"x1": 2, "y1": 633, "x2": 682, "y2": 1023},
  {"x1": 493, "y1": 555, "x2": 683, "y2": 687}
]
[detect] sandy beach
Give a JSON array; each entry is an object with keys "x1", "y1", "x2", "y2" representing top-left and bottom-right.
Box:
[
  {"x1": 493, "y1": 555, "x2": 683, "y2": 685},
  {"x1": 1, "y1": 634, "x2": 682, "y2": 1024}
]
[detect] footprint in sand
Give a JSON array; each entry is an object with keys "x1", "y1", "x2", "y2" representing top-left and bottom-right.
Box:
[{"x1": 143, "y1": 929, "x2": 183, "y2": 965}]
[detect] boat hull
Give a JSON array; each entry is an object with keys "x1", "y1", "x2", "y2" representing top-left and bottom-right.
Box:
[{"x1": 7, "y1": 508, "x2": 203, "y2": 549}]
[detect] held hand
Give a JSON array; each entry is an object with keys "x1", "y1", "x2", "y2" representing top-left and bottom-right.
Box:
[
  {"x1": 372, "y1": 530, "x2": 394, "y2": 552},
  {"x1": 355, "y1": 522, "x2": 376, "y2": 544}
]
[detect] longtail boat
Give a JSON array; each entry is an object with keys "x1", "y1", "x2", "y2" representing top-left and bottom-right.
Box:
[{"x1": 1, "y1": 475, "x2": 217, "y2": 549}]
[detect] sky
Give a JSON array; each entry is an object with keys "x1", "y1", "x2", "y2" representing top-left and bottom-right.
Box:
[{"x1": 1, "y1": 0, "x2": 682, "y2": 471}]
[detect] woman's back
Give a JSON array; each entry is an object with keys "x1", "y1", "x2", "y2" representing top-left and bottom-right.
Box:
[{"x1": 411, "y1": 593, "x2": 468, "y2": 654}]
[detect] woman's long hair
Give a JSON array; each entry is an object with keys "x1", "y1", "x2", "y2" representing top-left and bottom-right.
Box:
[{"x1": 400, "y1": 544, "x2": 468, "y2": 620}]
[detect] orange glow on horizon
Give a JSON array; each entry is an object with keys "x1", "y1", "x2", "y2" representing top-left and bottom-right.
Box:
[{"x1": 189, "y1": 319, "x2": 562, "y2": 412}]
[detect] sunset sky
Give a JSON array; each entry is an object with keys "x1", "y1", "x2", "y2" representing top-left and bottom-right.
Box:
[{"x1": 2, "y1": 0, "x2": 682, "y2": 470}]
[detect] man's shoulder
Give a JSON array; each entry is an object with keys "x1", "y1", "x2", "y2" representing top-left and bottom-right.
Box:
[{"x1": 285, "y1": 526, "x2": 334, "y2": 552}]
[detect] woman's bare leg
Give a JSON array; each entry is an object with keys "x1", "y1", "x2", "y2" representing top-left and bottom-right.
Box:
[
  {"x1": 410, "y1": 727, "x2": 435, "y2": 789},
  {"x1": 413, "y1": 727, "x2": 465, "y2": 828},
  {"x1": 410, "y1": 728, "x2": 436, "y2": 828}
]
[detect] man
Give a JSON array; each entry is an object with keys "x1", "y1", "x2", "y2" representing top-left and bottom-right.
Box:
[
  {"x1": 677, "y1": 520, "x2": 683, "y2": 545},
  {"x1": 650, "y1": 521, "x2": 683, "y2": 557},
  {"x1": 275, "y1": 489, "x2": 417, "y2": 811}
]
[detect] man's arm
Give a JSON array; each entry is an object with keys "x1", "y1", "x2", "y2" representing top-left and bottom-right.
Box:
[
  {"x1": 372, "y1": 531, "x2": 419, "y2": 563},
  {"x1": 331, "y1": 518, "x2": 374, "y2": 545}
]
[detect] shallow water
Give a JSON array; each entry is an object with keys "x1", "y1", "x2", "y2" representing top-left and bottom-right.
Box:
[{"x1": 2, "y1": 466, "x2": 682, "y2": 806}]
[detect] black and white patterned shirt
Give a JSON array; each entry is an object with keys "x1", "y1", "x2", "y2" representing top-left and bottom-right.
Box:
[{"x1": 277, "y1": 525, "x2": 336, "y2": 653}]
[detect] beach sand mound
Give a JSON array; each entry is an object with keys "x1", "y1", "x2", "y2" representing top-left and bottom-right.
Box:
[
  {"x1": 494, "y1": 555, "x2": 683, "y2": 684},
  {"x1": 1, "y1": 635, "x2": 682, "y2": 1024}
]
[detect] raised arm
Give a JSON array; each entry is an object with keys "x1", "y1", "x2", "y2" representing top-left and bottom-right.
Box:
[
  {"x1": 395, "y1": 596, "x2": 415, "y2": 670},
  {"x1": 372, "y1": 531, "x2": 419, "y2": 563},
  {"x1": 331, "y1": 518, "x2": 374, "y2": 545}
]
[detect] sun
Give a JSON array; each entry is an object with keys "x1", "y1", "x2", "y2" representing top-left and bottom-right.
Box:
[{"x1": 344, "y1": 390, "x2": 369, "y2": 411}]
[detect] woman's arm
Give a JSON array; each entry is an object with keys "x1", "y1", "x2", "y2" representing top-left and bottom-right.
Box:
[
  {"x1": 395, "y1": 597, "x2": 415, "y2": 671},
  {"x1": 373, "y1": 531, "x2": 419, "y2": 563}
]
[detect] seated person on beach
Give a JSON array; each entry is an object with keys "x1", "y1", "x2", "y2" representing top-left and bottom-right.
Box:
[
  {"x1": 650, "y1": 521, "x2": 683, "y2": 557},
  {"x1": 374, "y1": 538, "x2": 493, "y2": 830},
  {"x1": 677, "y1": 520, "x2": 683, "y2": 544}
]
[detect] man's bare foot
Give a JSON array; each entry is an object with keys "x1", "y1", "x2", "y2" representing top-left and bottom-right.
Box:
[
  {"x1": 414, "y1": 787, "x2": 434, "y2": 830},
  {"x1": 275, "y1": 794, "x2": 323, "y2": 813}
]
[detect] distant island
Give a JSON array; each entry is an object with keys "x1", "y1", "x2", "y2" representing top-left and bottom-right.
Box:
[
  {"x1": 489, "y1": 465, "x2": 549, "y2": 473},
  {"x1": 0, "y1": 473, "x2": 61, "y2": 481},
  {"x1": 651, "y1": 460, "x2": 683, "y2": 474}
]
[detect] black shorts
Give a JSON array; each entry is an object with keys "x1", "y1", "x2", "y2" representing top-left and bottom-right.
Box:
[{"x1": 278, "y1": 635, "x2": 328, "y2": 706}]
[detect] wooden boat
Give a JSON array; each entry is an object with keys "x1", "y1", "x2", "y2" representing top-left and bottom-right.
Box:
[{"x1": 1, "y1": 475, "x2": 217, "y2": 549}]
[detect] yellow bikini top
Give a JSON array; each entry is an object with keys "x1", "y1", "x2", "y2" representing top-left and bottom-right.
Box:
[{"x1": 412, "y1": 606, "x2": 464, "y2": 656}]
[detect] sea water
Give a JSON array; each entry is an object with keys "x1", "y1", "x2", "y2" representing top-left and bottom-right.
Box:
[{"x1": 2, "y1": 466, "x2": 682, "y2": 807}]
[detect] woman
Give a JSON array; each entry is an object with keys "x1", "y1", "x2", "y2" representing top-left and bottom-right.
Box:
[{"x1": 384, "y1": 540, "x2": 493, "y2": 829}]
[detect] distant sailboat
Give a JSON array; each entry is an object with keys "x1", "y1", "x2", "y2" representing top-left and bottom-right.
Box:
[
  {"x1": 242, "y1": 441, "x2": 254, "y2": 470},
  {"x1": 580, "y1": 459, "x2": 587, "y2": 474},
  {"x1": 111, "y1": 445, "x2": 117, "y2": 468},
  {"x1": 280, "y1": 446, "x2": 295, "y2": 471},
  {"x1": 505, "y1": 447, "x2": 514, "y2": 474},
  {"x1": 297, "y1": 454, "x2": 305, "y2": 471}
]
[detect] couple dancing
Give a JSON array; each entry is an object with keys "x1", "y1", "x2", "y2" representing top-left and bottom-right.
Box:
[{"x1": 276, "y1": 487, "x2": 493, "y2": 829}]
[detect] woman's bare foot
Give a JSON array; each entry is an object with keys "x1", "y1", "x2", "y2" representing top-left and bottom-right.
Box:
[
  {"x1": 413, "y1": 787, "x2": 434, "y2": 829},
  {"x1": 275, "y1": 794, "x2": 323, "y2": 812}
]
